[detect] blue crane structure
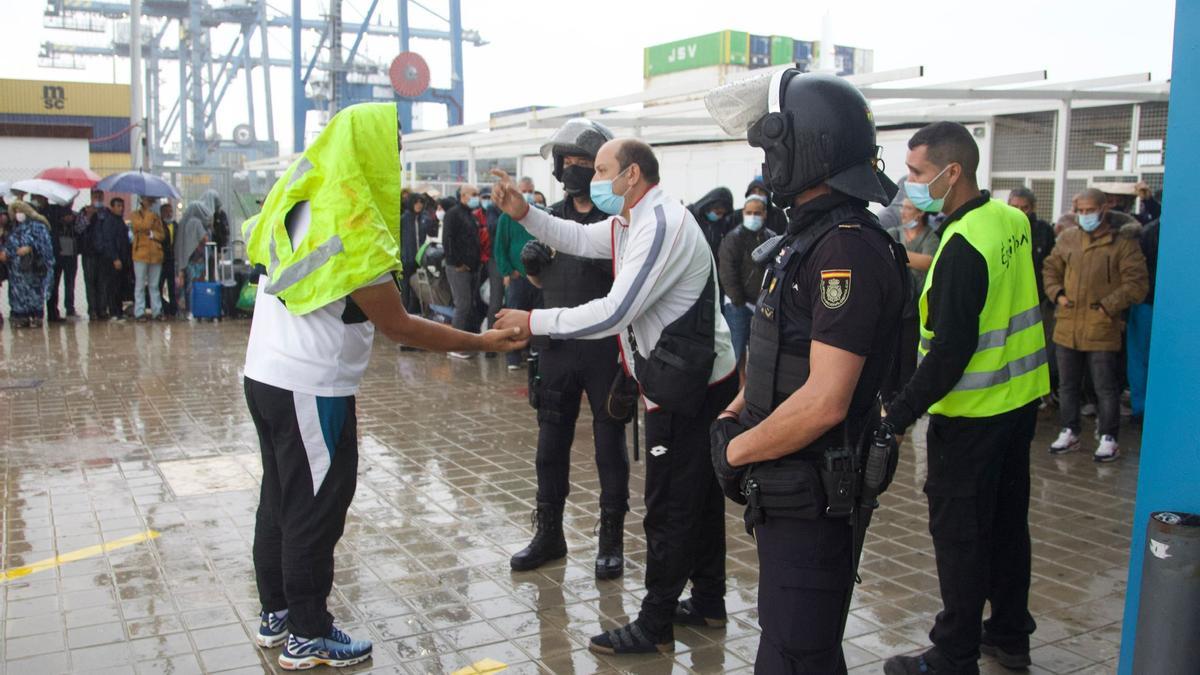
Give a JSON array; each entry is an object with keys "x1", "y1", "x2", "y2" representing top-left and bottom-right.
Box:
[{"x1": 39, "y1": 0, "x2": 483, "y2": 167}]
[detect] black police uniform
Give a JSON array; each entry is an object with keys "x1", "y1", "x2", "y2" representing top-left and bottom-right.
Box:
[
  {"x1": 739, "y1": 193, "x2": 905, "y2": 673},
  {"x1": 532, "y1": 198, "x2": 630, "y2": 514}
]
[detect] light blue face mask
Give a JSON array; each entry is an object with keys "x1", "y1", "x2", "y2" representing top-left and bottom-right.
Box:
[
  {"x1": 706, "y1": 211, "x2": 722, "y2": 223},
  {"x1": 523, "y1": 193, "x2": 536, "y2": 204},
  {"x1": 481, "y1": 198, "x2": 492, "y2": 210},
  {"x1": 590, "y1": 167, "x2": 631, "y2": 216},
  {"x1": 467, "y1": 197, "x2": 480, "y2": 209},
  {"x1": 743, "y1": 214, "x2": 764, "y2": 232},
  {"x1": 903, "y1": 219, "x2": 919, "y2": 230},
  {"x1": 1078, "y1": 212, "x2": 1102, "y2": 232},
  {"x1": 905, "y1": 164, "x2": 953, "y2": 213}
]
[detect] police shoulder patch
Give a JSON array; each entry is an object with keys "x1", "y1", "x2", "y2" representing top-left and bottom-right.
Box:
[{"x1": 819, "y1": 269, "x2": 852, "y2": 309}]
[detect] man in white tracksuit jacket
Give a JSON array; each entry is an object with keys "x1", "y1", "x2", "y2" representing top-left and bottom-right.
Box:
[{"x1": 492, "y1": 138, "x2": 738, "y2": 656}]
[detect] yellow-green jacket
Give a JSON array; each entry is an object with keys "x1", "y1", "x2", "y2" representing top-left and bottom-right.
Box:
[{"x1": 243, "y1": 102, "x2": 402, "y2": 315}]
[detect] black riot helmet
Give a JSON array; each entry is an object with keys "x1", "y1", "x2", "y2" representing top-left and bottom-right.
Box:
[
  {"x1": 747, "y1": 70, "x2": 892, "y2": 207},
  {"x1": 539, "y1": 118, "x2": 615, "y2": 183}
]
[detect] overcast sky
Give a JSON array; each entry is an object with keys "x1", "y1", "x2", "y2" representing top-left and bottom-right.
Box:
[{"x1": 0, "y1": 0, "x2": 1178, "y2": 153}]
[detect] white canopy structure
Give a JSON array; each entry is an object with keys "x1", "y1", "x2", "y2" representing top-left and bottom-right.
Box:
[{"x1": 247, "y1": 66, "x2": 1169, "y2": 215}]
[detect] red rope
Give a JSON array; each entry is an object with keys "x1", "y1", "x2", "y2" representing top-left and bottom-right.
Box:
[{"x1": 90, "y1": 123, "x2": 136, "y2": 145}]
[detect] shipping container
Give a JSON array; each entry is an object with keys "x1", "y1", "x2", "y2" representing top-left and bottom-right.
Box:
[
  {"x1": 749, "y1": 35, "x2": 771, "y2": 69},
  {"x1": 644, "y1": 30, "x2": 749, "y2": 78},
  {"x1": 770, "y1": 36, "x2": 795, "y2": 66}
]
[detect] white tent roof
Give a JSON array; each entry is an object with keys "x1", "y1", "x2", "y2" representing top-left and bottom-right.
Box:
[{"x1": 245, "y1": 66, "x2": 1169, "y2": 170}]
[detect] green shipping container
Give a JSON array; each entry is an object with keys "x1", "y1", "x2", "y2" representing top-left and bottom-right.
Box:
[
  {"x1": 644, "y1": 30, "x2": 750, "y2": 78},
  {"x1": 770, "y1": 36, "x2": 795, "y2": 66}
]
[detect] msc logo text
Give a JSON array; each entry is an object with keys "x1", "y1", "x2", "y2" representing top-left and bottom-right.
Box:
[{"x1": 43, "y1": 85, "x2": 66, "y2": 110}]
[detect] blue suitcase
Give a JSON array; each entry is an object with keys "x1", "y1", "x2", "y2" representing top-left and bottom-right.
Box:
[{"x1": 190, "y1": 242, "x2": 222, "y2": 320}]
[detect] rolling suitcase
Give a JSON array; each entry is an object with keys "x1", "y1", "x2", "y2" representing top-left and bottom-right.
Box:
[{"x1": 190, "y1": 242, "x2": 222, "y2": 320}]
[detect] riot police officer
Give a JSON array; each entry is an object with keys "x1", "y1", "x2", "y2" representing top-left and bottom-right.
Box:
[
  {"x1": 708, "y1": 71, "x2": 908, "y2": 673},
  {"x1": 509, "y1": 119, "x2": 631, "y2": 580}
]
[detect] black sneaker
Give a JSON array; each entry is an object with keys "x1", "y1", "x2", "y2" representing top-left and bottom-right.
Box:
[
  {"x1": 672, "y1": 598, "x2": 726, "y2": 628},
  {"x1": 980, "y1": 634, "x2": 1031, "y2": 670},
  {"x1": 588, "y1": 621, "x2": 673, "y2": 655}
]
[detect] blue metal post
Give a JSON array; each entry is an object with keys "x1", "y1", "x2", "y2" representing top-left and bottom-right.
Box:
[
  {"x1": 1117, "y1": 2, "x2": 1200, "y2": 672},
  {"x1": 291, "y1": 0, "x2": 306, "y2": 152},
  {"x1": 448, "y1": 0, "x2": 464, "y2": 126},
  {"x1": 396, "y1": 0, "x2": 413, "y2": 133}
]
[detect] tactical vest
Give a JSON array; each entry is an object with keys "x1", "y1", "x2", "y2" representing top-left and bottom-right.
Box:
[
  {"x1": 742, "y1": 203, "x2": 907, "y2": 457},
  {"x1": 918, "y1": 199, "x2": 1050, "y2": 416},
  {"x1": 243, "y1": 102, "x2": 402, "y2": 316},
  {"x1": 540, "y1": 200, "x2": 614, "y2": 309}
]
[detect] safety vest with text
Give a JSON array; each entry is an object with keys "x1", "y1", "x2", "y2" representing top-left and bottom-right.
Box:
[{"x1": 918, "y1": 199, "x2": 1050, "y2": 417}]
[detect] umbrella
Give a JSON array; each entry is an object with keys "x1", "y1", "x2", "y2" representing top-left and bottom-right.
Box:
[
  {"x1": 96, "y1": 170, "x2": 181, "y2": 200},
  {"x1": 10, "y1": 178, "x2": 79, "y2": 206},
  {"x1": 36, "y1": 166, "x2": 102, "y2": 189}
]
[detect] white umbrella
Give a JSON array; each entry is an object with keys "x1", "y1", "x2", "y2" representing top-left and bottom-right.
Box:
[{"x1": 11, "y1": 178, "x2": 78, "y2": 206}]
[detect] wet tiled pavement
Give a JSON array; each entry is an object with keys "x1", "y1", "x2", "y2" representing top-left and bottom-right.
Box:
[{"x1": 0, "y1": 319, "x2": 1138, "y2": 674}]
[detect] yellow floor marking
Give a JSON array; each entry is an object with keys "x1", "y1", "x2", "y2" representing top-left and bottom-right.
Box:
[
  {"x1": 1, "y1": 529, "x2": 160, "y2": 582},
  {"x1": 451, "y1": 658, "x2": 508, "y2": 675}
]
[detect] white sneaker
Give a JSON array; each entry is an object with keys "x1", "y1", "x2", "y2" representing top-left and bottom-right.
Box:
[
  {"x1": 1049, "y1": 428, "x2": 1080, "y2": 454},
  {"x1": 448, "y1": 351, "x2": 473, "y2": 360},
  {"x1": 1093, "y1": 435, "x2": 1120, "y2": 463}
]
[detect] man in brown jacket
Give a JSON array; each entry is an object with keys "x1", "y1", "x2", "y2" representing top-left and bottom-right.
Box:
[
  {"x1": 130, "y1": 197, "x2": 167, "y2": 321},
  {"x1": 1043, "y1": 188, "x2": 1149, "y2": 462}
]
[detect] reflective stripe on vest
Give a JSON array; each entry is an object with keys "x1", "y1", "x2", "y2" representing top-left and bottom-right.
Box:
[{"x1": 918, "y1": 199, "x2": 1050, "y2": 417}]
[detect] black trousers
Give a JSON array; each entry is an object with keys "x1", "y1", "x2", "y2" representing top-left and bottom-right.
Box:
[
  {"x1": 47, "y1": 254, "x2": 76, "y2": 317},
  {"x1": 638, "y1": 376, "x2": 738, "y2": 634},
  {"x1": 245, "y1": 378, "x2": 359, "y2": 638},
  {"x1": 534, "y1": 338, "x2": 629, "y2": 512},
  {"x1": 925, "y1": 402, "x2": 1038, "y2": 673},
  {"x1": 160, "y1": 258, "x2": 177, "y2": 316},
  {"x1": 82, "y1": 255, "x2": 102, "y2": 318},
  {"x1": 755, "y1": 512, "x2": 853, "y2": 674},
  {"x1": 98, "y1": 262, "x2": 124, "y2": 318}
]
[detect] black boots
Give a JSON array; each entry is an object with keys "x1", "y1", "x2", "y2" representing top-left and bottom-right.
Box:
[
  {"x1": 595, "y1": 507, "x2": 625, "y2": 580},
  {"x1": 510, "y1": 502, "x2": 567, "y2": 571}
]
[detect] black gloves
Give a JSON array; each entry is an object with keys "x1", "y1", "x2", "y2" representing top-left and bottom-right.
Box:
[
  {"x1": 520, "y1": 241, "x2": 553, "y2": 277},
  {"x1": 710, "y1": 417, "x2": 748, "y2": 505}
]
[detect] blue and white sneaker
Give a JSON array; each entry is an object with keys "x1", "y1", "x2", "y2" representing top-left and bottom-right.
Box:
[
  {"x1": 256, "y1": 609, "x2": 289, "y2": 648},
  {"x1": 278, "y1": 625, "x2": 372, "y2": 670}
]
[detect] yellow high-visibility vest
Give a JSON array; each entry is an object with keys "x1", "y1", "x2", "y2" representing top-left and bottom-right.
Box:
[
  {"x1": 918, "y1": 199, "x2": 1050, "y2": 417},
  {"x1": 243, "y1": 102, "x2": 402, "y2": 315}
]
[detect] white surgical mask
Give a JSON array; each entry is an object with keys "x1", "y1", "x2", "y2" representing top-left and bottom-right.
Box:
[{"x1": 15, "y1": 212, "x2": 27, "y2": 223}]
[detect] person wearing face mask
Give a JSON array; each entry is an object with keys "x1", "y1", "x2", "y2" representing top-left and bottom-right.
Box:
[
  {"x1": 498, "y1": 119, "x2": 632, "y2": 581},
  {"x1": 727, "y1": 177, "x2": 788, "y2": 234},
  {"x1": 4, "y1": 201, "x2": 55, "y2": 328},
  {"x1": 480, "y1": 184, "x2": 506, "y2": 339},
  {"x1": 717, "y1": 193, "x2": 774, "y2": 378},
  {"x1": 491, "y1": 137, "x2": 737, "y2": 657},
  {"x1": 1041, "y1": 188, "x2": 1148, "y2": 463},
  {"x1": 884, "y1": 199, "x2": 939, "y2": 399},
  {"x1": 443, "y1": 184, "x2": 483, "y2": 355},
  {"x1": 492, "y1": 176, "x2": 542, "y2": 372},
  {"x1": 687, "y1": 187, "x2": 735, "y2": 262},
  {"x1": 883, "y1": 122, "x2": 1051, "y2": 675}
]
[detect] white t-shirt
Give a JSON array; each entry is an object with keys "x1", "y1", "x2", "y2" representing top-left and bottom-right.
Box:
[{"x1": 243, "y1": 201, "x2": 390, "y2": 397}]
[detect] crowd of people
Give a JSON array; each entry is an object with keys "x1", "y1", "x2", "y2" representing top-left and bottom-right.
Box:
[{"x1": 0, "y1": 187, "x2": 230, "y2": 327}]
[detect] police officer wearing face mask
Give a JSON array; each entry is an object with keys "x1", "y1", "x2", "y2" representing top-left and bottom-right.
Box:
[
  {"x1": 507, "y1": 119, "x2": 632, "y2": 582},
  {"x1": 882, "y1": 122, "x2": 1050, "y2": 675},
  {"x1": 707, "y1": 70, "x2": 908, "y2": 673}
]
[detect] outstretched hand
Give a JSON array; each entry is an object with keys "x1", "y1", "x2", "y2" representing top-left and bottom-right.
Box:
[
  {"x1": 479, "y1": 326, "x2": 529, "y2": 353},
  {"x1": 489, "y1": 168, "x2": 531, "y2": 220}
]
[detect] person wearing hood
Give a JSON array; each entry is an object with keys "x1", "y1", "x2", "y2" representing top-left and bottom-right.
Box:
[
  {"x1": 199, "y1": 189, "x2": 229, "y2": 250},
  {"x1": 687, "y1": 186, "x2": 734, "y2": 260},
  {"x1": 399, "y1": 192, "x2": 425, "y2": 313},
  {"x1": 240, "y1": 102, "x2": 526, "y2": 670},
  {"x1": 1042, "y1": 188, "x2": 1148, "y2": 463},
  {"x1": 158, "y1": 201, "x2": 178, "y2": 317},
  {"x1": 718, "y1": 193, "x2": 774, "y2": 377},
  {"x1": 175, "y1": 200, "x2": 212, "y2": 314},
  {"x1": 3, "y1": 201, "x2": 55, "y2": 328},
  {"x1": 727, "y1": 178, "x2": 788, "y2": 234}
]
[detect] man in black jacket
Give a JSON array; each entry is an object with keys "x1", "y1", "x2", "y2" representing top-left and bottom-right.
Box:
[
  {"x1": 443, "y1": 185, "x2": 482, "y2": 351},
  {"x1": 94, "y1": 197, "x2": 132, "y2": 321},
  {"x1": 1008, "y1": 187, "x2": 1059, "y2": 393}
]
